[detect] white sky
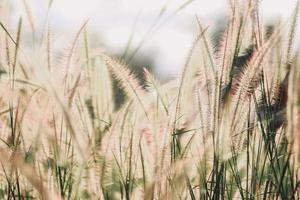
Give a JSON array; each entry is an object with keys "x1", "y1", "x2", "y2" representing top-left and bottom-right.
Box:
[{"x1": 11, "y1": 0, "x2": 300, "y2": 77}]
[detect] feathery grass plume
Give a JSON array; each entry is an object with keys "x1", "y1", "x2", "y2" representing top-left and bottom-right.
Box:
[
  {"x1": 144, "y1": 68, "x2": 168, "y2": 116},
  {"x1": 62, "y1": 20, "x2": 89, "y2": 89},
  {"x1": 218, "y1": 0, "x2": 261, "y2": 106},
  {"x1": 0, "y1": 1, "x2": 10, "y2": 70},
  {"x1": 103, "y1": 55, "x2": 149, "y2": 120},
  {"x1": 277, "y1": 0, "x2": 300, "y2": 137},
  {"x1": 285, "y1": 0, "x2": 300, "y2": 66},
  {"x1": 287, "y1": 52, "x2": 300, "y2": 164},
  {"x1": 87, "y1": 57, "x2": 114, "y2": 147},
  {"x1": 230, "y1": 23, "x2": 284, "y2": 101},
  {"x1": 258, "y1": 0, "x2": 299, "y2": 136},
  {"x1": 12, "y1": 18, "x2": 22, "y2": 88},
  {"x1": 220, "y1": 25, "x2": 283, "y2": 154},
  {"x1": 173, "y1": 25, "x2": 209, "y2": 133},
  {"x1": 0, "y1": 0, "x2": 298, "y2": 199},
  {"x1": 267, "y1": 0, "x2": 299, "y2": 112},
  {"x1": 46, "y1": 24, "x2": 52, "y2": 72}
]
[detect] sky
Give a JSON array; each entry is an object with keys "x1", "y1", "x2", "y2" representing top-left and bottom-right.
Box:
[{"x1": 11, "y1": 0, "x2": 300, "y2": 77}]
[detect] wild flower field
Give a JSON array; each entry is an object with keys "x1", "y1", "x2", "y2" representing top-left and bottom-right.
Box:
[{"x1": 0, "y1": 0, "x2": 299, "y2": 199}]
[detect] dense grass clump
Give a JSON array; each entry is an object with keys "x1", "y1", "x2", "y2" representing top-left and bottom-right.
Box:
[{"x1": 0, "y1": 0, "x2": 299, "y2": 199}]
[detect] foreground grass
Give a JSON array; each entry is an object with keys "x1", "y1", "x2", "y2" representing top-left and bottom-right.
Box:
[{"x1": 0, "y1": 0, "x2": 299, "y2": 199}]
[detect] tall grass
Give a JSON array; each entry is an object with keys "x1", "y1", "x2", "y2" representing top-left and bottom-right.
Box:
[{"x1": 0, "y1": 0, "x2": 299, "y2": 199}]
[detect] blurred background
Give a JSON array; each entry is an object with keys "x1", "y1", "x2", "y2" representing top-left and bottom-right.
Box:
[{"x1": 7, "y1": 0, "x2": 300, "y2": 79}]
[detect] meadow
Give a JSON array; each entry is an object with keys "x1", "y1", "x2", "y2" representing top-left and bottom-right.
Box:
[{"x1": 0, "y1": 0, "x2": 299, "y2": 199}]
